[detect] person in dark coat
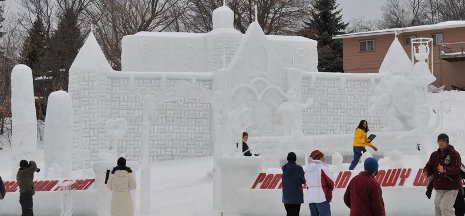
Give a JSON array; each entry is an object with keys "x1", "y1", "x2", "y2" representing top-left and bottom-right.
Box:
[
  {"x1": 282, "y1": 152, "x2": 306, "y2": 216},
  {"x1": 242, "y1": 132, "x2": 258, "y2": 156},
  {"x1": 17, "y1": 160, "x2": 37, "y2": 216},
  {"x1": 424, "y1": 133, "x2": 463, "y2": 216},
  {"x1": 0, "y1": 175, "x2": 6, "y2": 200},
  {"x1": 426, "y1": 143, "x2": 465, "y2": 216},
  {"x1": 344, "y1": 157, "x2": 386, "y2": 216}
]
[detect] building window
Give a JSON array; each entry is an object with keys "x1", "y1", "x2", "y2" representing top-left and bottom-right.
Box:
[
  {"x1": 405, "y1": 36, "x2": 416, "y2": 45},
  {"x1": 360, "y1": 40, "x2": 375, "y2": 52},
  {"x1": 432, "y1": 33, "x2": 443, "y2": 46}
]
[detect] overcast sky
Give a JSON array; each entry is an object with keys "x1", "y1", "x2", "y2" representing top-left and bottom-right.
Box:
[
  {"x1": 337, "y1": 0, "x2": 387, "y2": 22},
  {"x1": 2, "y1": 0, "x2": 386, "y2": 24}
]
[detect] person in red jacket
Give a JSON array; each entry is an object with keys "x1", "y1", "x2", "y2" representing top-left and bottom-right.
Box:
[
  {"x1": 423, "y1": 133, "x2": 462, "y2": 216},
  {"x1": 344, "y1": 157, "x2": 385, "y2": 216}
]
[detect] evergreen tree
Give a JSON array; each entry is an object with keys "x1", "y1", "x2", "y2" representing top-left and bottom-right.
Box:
[
  {"x1": 20, "y1": 16, "x2": 47, "y2": 77},
  {"x1": 19, "y1": 16, "x2": 48, "y2": 119},
  {"x1": 45, "y1": 8, "x2": 83, "y2": 91},
  {"x1": 0, "y1": 5, "x2": 4, "y2": 38},
  {"x1": 300, "y1": 0, "x2": 347, "y2": 72}
]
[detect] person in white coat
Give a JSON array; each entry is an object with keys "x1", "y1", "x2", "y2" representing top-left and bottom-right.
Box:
[
  {"x1": 305, "y1": 150, "x2": 335, "y2": 216},
  {"x1": 107, "y1": 157, "x2": 137, "y2": 216}
]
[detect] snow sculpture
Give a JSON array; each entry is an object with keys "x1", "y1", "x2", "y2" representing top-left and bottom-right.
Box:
[
  {"x1": 103, "y1": 118, "x2": 128, "y2": 159},
  {"x1": 360, "y1": 151, "x2": 373, "y2": 165},
  {"x1": 60, "y1": 180, "x2": 75, "y2": 216},
  {"x1": 412, "y1": 44, "x2": 436, "y2": 86},
  {"x1": 331, "y1": 152, "x2": 344, "y2": 171},
  {"x1": 277, "y1": 90, "x2": 313, "y2": 136},
  {"x1": 10, "y1": 65, "x2": 38, "y2": 153},
  {"x1": 44, "y1": 91, "x2": 73, "y2": 178},
  {"x1": 370, "y1": 38, "x2": 416, "y2": 131}
]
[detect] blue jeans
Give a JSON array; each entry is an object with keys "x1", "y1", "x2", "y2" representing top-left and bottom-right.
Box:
[
  {"x1": 309, "y1": 201, "x2": 331, "y2": 216},
  {"x1": 349, "y1": 147, "x2": 367, "y2": 170}
]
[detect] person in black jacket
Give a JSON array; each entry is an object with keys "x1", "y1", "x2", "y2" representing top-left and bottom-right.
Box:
[
  {"x1": 282, "y1": 152, "x2": 306, "y2": 216},
  {"x1": 0, "y1": 176, "x2": 6, "y2": 200},
  {"x1": 425, "y1": 141, "x2": 465, "y2": 216},
  {"x1": 242, "y1": 132, "x2": 258, "y2": 156}
]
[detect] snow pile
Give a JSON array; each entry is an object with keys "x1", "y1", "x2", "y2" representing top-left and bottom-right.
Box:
[{"x1": 44, "y1": 91, "x2": 73, "y2": 178}]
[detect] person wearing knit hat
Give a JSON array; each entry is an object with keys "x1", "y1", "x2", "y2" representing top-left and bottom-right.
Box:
[
  {"x1": 344, "y1": 157, "x2": 386, "y2": 216},
  {"x1": 107, "y1": 157, "x2": 136, "y2": 216},
  {"x1": 305, "y1": 150, "x2": 334, "y2": 216},
  {"x1": 282, "y1": 152, "x2": 306, "y2": 216},
  {"x1": 423, "y1": 133, "x2": 462, "y2": 216}
]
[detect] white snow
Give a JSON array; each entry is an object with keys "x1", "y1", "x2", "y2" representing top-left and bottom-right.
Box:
[
  {"x1": 43, "y1": 91, "x2": 73, "y2": 178},
  {"x1": 10, "y1": 64, "x2": 38, "y2": 153}
]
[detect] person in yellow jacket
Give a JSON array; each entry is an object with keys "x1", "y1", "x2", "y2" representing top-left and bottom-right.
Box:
[{"x1": 349, "y1": 120, "x2": 378, "y2": 170}]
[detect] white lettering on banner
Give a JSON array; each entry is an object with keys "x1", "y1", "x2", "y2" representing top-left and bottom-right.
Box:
[
  {"x1": 251, "y1": 168, "x2": 429, "y2": 190},
  {"x1": 4, "y1": 179, "x2": 95, "y2": 192}
]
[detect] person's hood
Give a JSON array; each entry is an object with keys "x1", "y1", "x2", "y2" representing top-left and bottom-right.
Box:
[
  {"x1": 114, "y1": 170, "x2": 130, "y2": 177},
  {"x1": 282, "y1": 162, "x2": 299, "y2": 176},
  {"x1": 306, "y1": 160, "x2": 324, "y2": 173}
]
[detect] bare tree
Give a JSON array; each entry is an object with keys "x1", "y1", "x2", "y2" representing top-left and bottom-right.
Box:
[
  {"x1": 85, "y1": 0, "x2": 184, "y2": 70},
  {"x1": 19, "y1": 0, "x2": 56, "y2": 38},
  {"x1": 346, "y1": 17, "x2": 380, "y2": 33},
  {"x1": 179, "y1": 0, "x2": 312, "y2": 35},
  {"x1": 438, "y1": 0, "x2": 465, "y2": 21}
]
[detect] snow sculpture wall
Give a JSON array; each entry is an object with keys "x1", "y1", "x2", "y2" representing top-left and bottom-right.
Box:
[
  {"x1": 11, "y1": 65, "x2": 37, "y2": 153},
  {"x1": 69, "y1": 5, "x2": 384, "y2": 168},
  {"x1": 44, "y1": 91, "x2": 73, "y2": 177}
]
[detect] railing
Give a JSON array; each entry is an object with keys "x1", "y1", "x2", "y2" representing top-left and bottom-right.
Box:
[{"x1": 440, "y1": 42, "x2": 465, "y2": 61}]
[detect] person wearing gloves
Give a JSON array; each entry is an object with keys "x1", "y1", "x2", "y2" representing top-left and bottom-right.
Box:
[
  {"x1": 425, "y1": 138, "x2": 465, "y2": 216},
  {"x1": 344, "y1": 157, "x2": 386, "y2": 216},
  {"x1": 305, "y1": 150, "x2": 335, "y2": 216},
  {"x1": 349, "y1": 120, "x2": 378, "y2": 170},
  {"x1": 423, "y1": 133, "x2": 463, "y2": 216},
  {"x1": 282, "y1": 152, "x2": 306, "y2": 216},
  {"x1": 107, "y1": 157, "x2": 137, "y2": 216}
]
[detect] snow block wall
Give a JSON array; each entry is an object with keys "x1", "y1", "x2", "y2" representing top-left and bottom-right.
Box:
[
  {"x1": 69, "y1": 5, "x2": 384, "y2": 168},
  {"x1": 301, "y1": 73, "x2": 383, "y2": 135}
]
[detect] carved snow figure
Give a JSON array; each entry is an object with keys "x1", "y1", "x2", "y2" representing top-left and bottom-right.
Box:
[
  {"x1": 277, "y1": 90, "x2": 313, "y2": 136},
  {"x1": 370, "y1": 38, "x2": 416, "y2": 131},
  {"x1": 411, "y1": 44, "x2": 436, "y2": 86}
]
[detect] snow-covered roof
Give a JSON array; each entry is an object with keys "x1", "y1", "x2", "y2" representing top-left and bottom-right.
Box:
[
  {"x1": 334, "y1": 21, "x2": 465, "y2": 39},
  {"x1": 266, "y1": 35, "x2": 316, "y2": 43}
]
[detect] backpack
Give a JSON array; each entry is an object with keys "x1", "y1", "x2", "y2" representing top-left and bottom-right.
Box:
[{"x1": 0, "y1": 176, "x2": 5, "y2": 199}]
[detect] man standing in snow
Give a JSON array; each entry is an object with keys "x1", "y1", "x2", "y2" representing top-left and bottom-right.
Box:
[
  {"x1": 305, "y1": 150, "x2": 334, "y2": 216},
  {"x1": 282, "y1": 152, "x2": 306, "y2": 216},
  {"x1": 424, "y1": 133, "x2": 463, "y2": 216},
  {"x1": 17, "y1": 160, "x2": 37, "y2": 216},
  {"x1": 344, "y1": 157, "x2": 385, "y2": 216}
]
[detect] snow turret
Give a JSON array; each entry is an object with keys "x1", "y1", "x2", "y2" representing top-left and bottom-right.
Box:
[
  {"x1": 212, "y1": 5, "x2": 234, "y2": 29},
  {"x1": 379, "y1": 37, "x2": 412, "y2": 77}
]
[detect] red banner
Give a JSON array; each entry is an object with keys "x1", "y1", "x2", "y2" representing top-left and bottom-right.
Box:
[
  {"x1": 251, "y1": 168, "x2": 428, "y2": 190},
  {"x1": 4, "y1": 179, "x2": 95, "y2": 192}
]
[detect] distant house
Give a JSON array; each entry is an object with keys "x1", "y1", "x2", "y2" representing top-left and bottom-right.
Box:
[{"x1": 334, "y1": 21, "x2": 465, "y2": 90}]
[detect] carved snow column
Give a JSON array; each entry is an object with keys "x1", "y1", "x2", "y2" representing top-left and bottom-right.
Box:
[
  {"x1": 211, "y1": 65, "x2": 233, "y2": 211},
  {"x1": 411, "y1": 38, "x2": 436, "y2": 141},
  {"x1": 284, "y1": 68, "x2": 304, "y2": 136}
]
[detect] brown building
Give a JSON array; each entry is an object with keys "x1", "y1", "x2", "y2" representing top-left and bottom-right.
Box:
[{"x1": 334, "y1": 21, "x2": 465, "y2": 90}]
